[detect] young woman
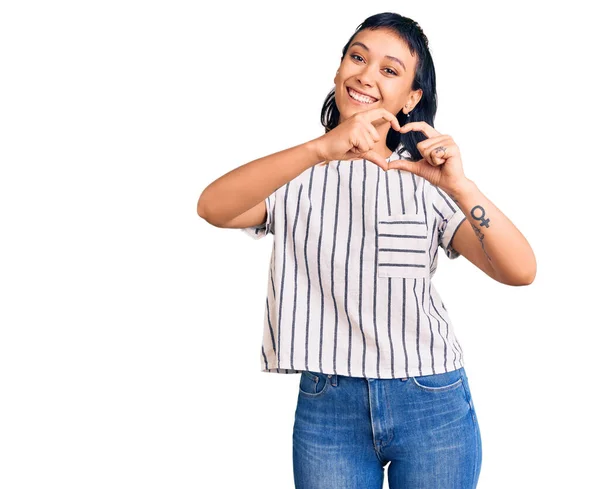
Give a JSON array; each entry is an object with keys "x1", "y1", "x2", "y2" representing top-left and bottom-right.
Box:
[{"x1": 198, "y1": 12, "x2": 536, "y2": 489}]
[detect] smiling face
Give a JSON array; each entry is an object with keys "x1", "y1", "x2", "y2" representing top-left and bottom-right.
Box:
[{"x1": 334, "y1": 28, "x2": 423, "y2": 125}]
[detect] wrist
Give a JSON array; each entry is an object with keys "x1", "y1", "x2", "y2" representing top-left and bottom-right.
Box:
[
  {"x1": 446, "y1": 178, "x2": 477, "y2": 202},
  {"x1": 306, "y1": 137, "x2": 326, "y2": 163}
]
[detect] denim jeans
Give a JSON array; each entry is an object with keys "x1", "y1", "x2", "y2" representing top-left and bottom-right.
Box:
[{"x1": 293, "y1": 367, "x2": 482, "y2": 489}]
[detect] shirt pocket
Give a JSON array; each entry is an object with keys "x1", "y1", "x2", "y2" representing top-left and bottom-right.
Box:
[{"x1": 377, "y1": 212, "x2": 429, "y2": 279}]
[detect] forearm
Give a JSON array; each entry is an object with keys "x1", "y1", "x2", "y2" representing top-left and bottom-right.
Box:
[
  {"x1": 448, "y1": 179, "x2": 537, "y2": 284},
  {"x1": 197, "y1": 138, "x2": 323, "y2": 226}
]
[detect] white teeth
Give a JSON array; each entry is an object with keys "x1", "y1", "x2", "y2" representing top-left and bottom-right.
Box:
[{"x1": 348, "y1": 88, "x2": 377, "y2": 104}]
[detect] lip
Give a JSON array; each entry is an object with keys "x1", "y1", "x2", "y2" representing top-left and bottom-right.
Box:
[{"x1": 347, "y1": 86, "x2": 379, "y2": 103}]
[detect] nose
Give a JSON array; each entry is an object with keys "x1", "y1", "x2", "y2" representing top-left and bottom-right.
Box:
[{"x1": 356, "y1": 63, "x2": 378, "y2": 88}]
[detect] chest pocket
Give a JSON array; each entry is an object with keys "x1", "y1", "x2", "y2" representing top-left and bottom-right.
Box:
[{"x1": 377, "y1": 213, "x2": 429, "y2": 279}]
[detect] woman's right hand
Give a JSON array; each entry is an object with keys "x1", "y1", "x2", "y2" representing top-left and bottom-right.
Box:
[{"x1": 314, "y1": 108, "x2": 402, "y2": 170}]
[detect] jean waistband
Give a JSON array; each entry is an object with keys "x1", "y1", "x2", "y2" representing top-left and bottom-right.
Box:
[{"x1": 319, "y1": 373, "x2": 410, "y2": 386}]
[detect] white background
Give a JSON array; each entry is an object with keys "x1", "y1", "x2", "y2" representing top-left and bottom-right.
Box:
[{"x1": 1, "y1": 1, "x2": 599, "y2": 488}]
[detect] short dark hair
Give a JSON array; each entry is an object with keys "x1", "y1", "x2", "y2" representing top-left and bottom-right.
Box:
[{"x1": 320, "y1": 12, "x2": 437, "y2": 161}]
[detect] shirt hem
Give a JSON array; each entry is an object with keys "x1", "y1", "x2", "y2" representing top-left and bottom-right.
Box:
[{"x1": 261, "y1": 361, "x2": 465, "y2": 379}]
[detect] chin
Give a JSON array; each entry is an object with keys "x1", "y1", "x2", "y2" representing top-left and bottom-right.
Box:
[
  {"x1": 337, "y1": 102, "x2": 368, "y2": 121},
  {"x1": 337, "y1": 96, "x2": 379, "y2": 121}
]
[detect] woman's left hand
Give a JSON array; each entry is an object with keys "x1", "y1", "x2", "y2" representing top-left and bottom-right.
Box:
[{"x1": 388, "y1": 121, "x2": 469, "y2": 195}]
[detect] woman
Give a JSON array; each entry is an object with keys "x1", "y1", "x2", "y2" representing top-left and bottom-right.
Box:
[{"x1": 197, "y1": 11, "x2": 536, "y2": 489}]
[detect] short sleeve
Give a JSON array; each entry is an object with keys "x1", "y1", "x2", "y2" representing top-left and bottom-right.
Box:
[
  {"x1": 240, "y1": 191, "x2": 276, "y2": 240},
  {"x1": 432, "y1": 186, "x2": 467, "y2": 259}
]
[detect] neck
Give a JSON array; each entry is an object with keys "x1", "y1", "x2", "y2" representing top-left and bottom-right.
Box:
[
  {"x1": 376, "y1": 143, "x2": 393, "y2": 159},
  {"x1": 383, "y1": 147, "x2": 393, "y2": 159},
  {"x1": 373, "y1": 122, "x2": 393, "y2": 159}
]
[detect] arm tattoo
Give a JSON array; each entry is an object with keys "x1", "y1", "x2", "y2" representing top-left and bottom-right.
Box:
[{"x1": 470, "y1": 205, "x2": 492, "y2": 262}]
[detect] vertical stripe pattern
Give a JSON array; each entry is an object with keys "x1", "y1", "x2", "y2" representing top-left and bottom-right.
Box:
[{"x1": 241, "y1": 148, "x2": 468, "y2": 378}]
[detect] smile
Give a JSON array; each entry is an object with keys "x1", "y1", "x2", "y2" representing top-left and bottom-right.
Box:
[{"x1": 347, "y1": 87, "x2": 378, "y2": 104}]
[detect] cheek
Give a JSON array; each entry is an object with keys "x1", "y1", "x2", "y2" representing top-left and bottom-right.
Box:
[
  {"x1": 333, "y1": 86, "x2": 343, "y2": 108},
  {"x1": 383, "y1": 84, "x2": 409, "y2": 105}
]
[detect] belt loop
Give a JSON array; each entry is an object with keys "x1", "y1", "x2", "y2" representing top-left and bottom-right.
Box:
[{"x1": 327, "y1": 373, "x2": 338, "y2": 386}]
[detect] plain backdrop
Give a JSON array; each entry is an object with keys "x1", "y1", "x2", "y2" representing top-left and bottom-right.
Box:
[{"x1": 1, "y1": 1, "x2": 599, "y2": 488}]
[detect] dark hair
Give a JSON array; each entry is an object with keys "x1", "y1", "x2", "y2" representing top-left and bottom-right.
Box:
[{"x1": 320, "y1": 12, "x2": 437, "y2": 161}]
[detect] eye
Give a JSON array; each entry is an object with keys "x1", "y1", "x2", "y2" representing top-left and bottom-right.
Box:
[{"x1": 350, "y1": 54, "x2": 398, "y2": 76}]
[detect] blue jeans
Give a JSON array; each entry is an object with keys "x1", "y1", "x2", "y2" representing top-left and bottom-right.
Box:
[{"x1": 293, "y1": 367, "x2": 482, "y2": 489}]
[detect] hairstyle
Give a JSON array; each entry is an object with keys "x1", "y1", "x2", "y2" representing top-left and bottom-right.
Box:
[{"x1": 320, "y1": 12, "x2": 437, "y2": 163}]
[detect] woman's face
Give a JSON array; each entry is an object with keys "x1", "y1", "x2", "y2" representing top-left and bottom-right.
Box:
[{"x1": 334, "y1": 28, "x2": 422, "y2": 124}]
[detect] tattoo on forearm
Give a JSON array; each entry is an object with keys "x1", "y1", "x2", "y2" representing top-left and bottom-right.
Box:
[
  {"x1": 470, "y1": 205, "x2": 492, "y2": 261},
  {"x1": 471, "y1": 205, "x2": 490, "y2": 228}
]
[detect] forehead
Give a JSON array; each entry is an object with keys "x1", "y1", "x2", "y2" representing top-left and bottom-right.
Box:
[{"x1": 350, "y1": 29, "x2": 417, "y2": 71}]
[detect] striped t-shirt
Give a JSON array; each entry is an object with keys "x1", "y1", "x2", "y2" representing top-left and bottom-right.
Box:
[{"x1": 241, "y1": 146, "x2": 467, "y2": 379}]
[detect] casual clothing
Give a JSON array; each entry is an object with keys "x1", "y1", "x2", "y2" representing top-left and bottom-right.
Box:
[
  {"x1": 241, "y1": 146, "x2": 468, "y2": 379},
  {"x1": 292, "y1": 366, "x2": 482, "y2": 489}
]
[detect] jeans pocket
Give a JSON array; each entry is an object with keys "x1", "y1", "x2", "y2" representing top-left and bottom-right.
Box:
[
  {"x1": 377, "y1": 213, "x2": 429, "y2": 279},
  {"x1": 298, "y1": 370, "x2": 329, "y2": 397},
  {"x1": 410, "y1": 368, "x2": 464, "y2": 392},
  {"x1": 461, "y1": 372, "x2": 476, "y2": 410}
]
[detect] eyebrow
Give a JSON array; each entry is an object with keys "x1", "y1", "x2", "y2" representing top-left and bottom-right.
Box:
[{"x1": 349, "y1": 41, "x2": 406, "y2": 72}]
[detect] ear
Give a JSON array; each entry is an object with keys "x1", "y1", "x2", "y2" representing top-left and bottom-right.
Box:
[{"x1": 409, "y1": 88, "x2": 423, "y2": 108}]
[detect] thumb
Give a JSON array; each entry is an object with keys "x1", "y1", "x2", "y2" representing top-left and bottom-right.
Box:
[
  {"x1": 387, "y1": 157, "x2": 420, "y2": 175},
  {"x1": 363, "y1": 150, "x2": 389, "y2": 171}
]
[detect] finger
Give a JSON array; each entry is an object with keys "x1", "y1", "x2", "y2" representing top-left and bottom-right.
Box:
[
  {"x1": 387, "y1": 157, "x2": 420, "y2": 176},
  {"x1": 418, "y1": 135, "x2": 451, "y2": 153},
  {"x1": 349, "y1": 130, "x2": 367, "y2": 154},
  {"x1": 363, "y1": 108, "x2": 401, "y2": 131},
  {"x1": 356, "y1": 126, "x2": 378, "y2": 153},
  {"x1": 430, "y1": 150, "x2": 445, "y2": 167},
  {"x1": 431, "y1": 145, "x2": 449, "y2": 166},
  {"x1": 362, "y1": 120, "x2": 381, "y2": 143},
  {"x1": 422, "y1": 145, "x2": 436, "y2": 167},
  {"x1": 363, "y1": 149, "x2": 389, "y2": 171},
  {"x1": 398, "y1": 121, "x2": 441, "y2": 139},
  {"x1": 432, "y1": 144, "x2": 457, "y2": 165},
  {"x1": 342, "y1": 150, "x2": 362, "y2": 160},
  {"x1": 352, "y1": 131, "x2": 371, "y2": 154},
  {"x1": 361, "y1": 129, "x2": 376, "y2": 150},
  {"x1": 417, "y1": 136, "x2": 450, "y2": 166},
  {"x1": 426, "y1": 143, "x2": 454, "y2": 166},
  {"x1": 422, "y1": 137, "x2": 452, "y2": 166}
]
